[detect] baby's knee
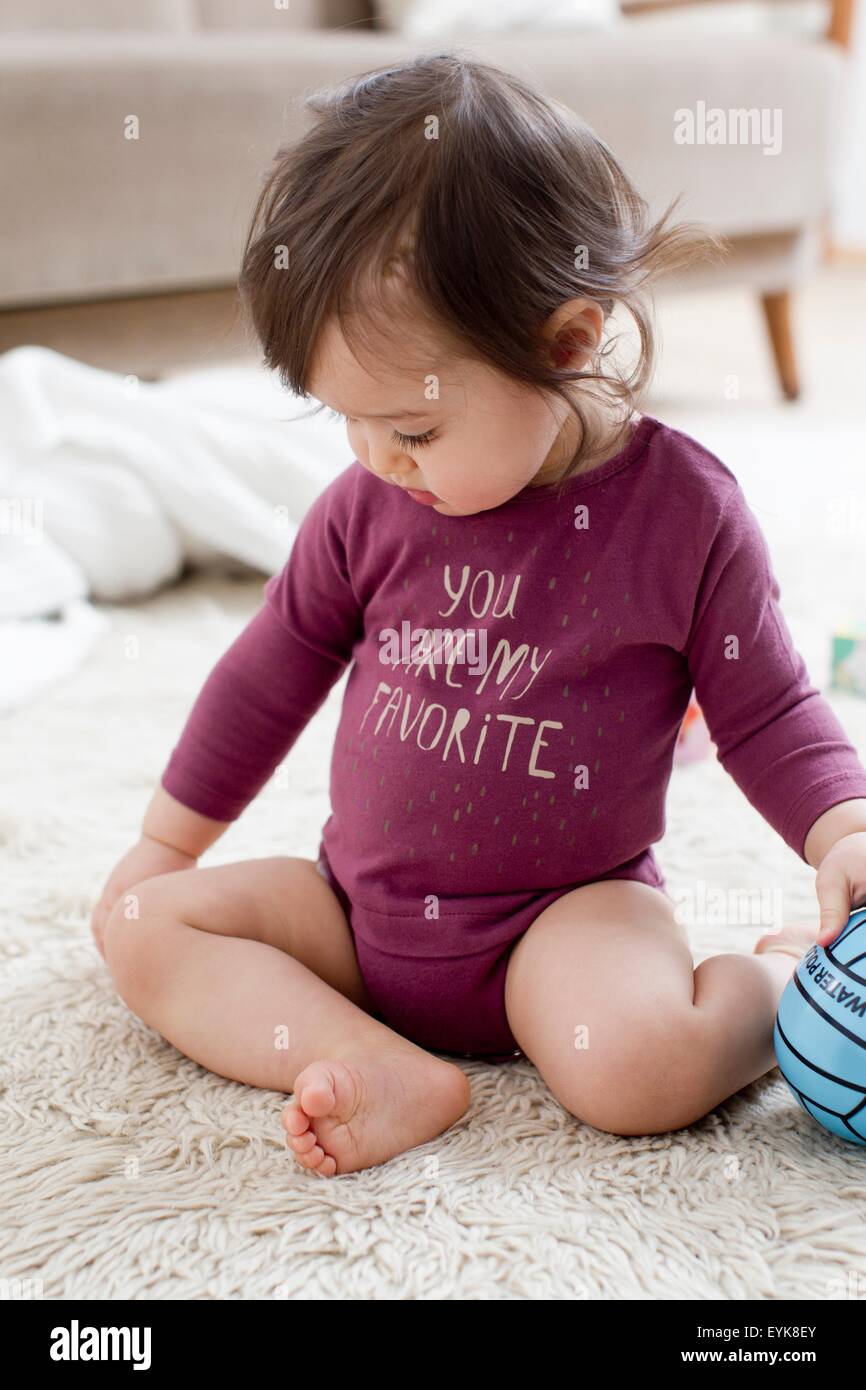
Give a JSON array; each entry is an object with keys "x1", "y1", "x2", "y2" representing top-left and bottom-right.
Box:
[
  {"x1": 554, "y1": 1013, "x2": 707, "y2": 1137},
  {"x1": 102, "y1": 880, "x2": 169, "y2": 1010}
]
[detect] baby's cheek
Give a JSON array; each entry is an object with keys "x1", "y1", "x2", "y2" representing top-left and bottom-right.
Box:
[
  {"x1": 433, "y1": 450, "x2": 539, "y2": 513},
  {"x1": 346, "y1": 424, "x2": 367, "y2": 465},
  {"x1": 439, "y1": 482, "x2": 528, "y2": 517}
]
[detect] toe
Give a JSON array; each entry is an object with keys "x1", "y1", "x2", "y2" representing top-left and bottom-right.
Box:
[
  {"x1": 288, "y1": 1146, "x2": 315, "y2": 1169},
  {"x1": 305, "y1": 1145, "x2": 338, "y2": 1177},
  {"x1": 299, "y1": 1144, "x2": 326, "y2": 1169},
  {"x1": 754, "y1": 926, "x2": 813, "y2": 959},
  {"x1": 287, "y1": 1130, "x2": 317, "y2": 1153},
  {"x1": 282, "y1": 1102, "x2": 310, "y2": 1136},
  {"x1": 297, "y1": 1066, "x2": 338, "y2": 1118}
]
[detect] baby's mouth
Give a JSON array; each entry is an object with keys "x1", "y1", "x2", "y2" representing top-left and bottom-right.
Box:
[{"x1": 403, "y1": 487, "x2": 440, "y2": 507}]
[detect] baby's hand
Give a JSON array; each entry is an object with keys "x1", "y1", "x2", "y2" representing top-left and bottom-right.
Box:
[
  {"x1": 814, "y1": 830, "x2": 866, "y2": 947},
  {"x1": 90, "y1": 835, "x2": 197, "y2": 960}
]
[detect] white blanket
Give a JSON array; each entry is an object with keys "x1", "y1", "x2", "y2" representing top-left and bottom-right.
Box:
[{"x1": 0, "y1": 347, "x2": 349, "y2": 713}]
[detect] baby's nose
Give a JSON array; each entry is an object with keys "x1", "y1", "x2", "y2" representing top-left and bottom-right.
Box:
[{"x1": 368, "y1": 449, "x2": 413, "y2": 481}]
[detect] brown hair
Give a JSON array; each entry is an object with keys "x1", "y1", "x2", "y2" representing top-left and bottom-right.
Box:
[{"x1": 237, "y1": 51, "x2": 727, "y2": 485}]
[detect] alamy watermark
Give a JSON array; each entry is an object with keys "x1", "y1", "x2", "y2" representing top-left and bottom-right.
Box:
[
  {"x1": 674, "y1": 102, "x2": 782, "y2": 157},
  {"x1": 379, "y1": 621, "x2": 488, "y2": 675},
  {"x1": 673, "y1": 880, "x2": 784, "y2": 931},
  {"x1": 0, "y1": 497, "x2": 43, "y2": 544}
]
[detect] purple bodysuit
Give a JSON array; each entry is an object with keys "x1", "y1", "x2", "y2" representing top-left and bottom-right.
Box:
[{"x1": 161, "y1": 414, "x2": 866, "y2": 1059}]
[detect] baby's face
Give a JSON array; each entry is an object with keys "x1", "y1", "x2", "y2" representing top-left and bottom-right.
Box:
[{"x1": 306, "y1": 317, "x2": 573, "y2": 517}]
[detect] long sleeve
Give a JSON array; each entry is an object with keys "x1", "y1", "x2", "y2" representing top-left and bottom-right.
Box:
[
  {"x1": 160, "y1": 468, "x2": 363, "y2": 822},
  {"x1": 682, "y1": 481, "x2": 866, "y2": 861}
]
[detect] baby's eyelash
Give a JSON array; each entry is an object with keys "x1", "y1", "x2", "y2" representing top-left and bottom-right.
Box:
[
  {"x1": 391, "y1": 428, "x2": 437, "y2": 450},
  {"x1": 326, "y1": 409, "x2": 437, "y2": 450}
]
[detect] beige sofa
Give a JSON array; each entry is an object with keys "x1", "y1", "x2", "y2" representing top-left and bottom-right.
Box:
[{"x1": 0, "y1": 0, "x2": 856, "y2": 397}]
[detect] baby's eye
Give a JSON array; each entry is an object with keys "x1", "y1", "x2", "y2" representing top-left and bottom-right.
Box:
[
  {"x1": 391, "y1": 428, "x2": 437, "y2": 450},
  {"x1": 325, "y1": 409, "x2": 436, "y2": 450}
]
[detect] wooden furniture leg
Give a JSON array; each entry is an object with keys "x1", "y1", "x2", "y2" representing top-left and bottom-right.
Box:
[{"x1": 760, "y1": 290, "x2": 800, "y2": 401}]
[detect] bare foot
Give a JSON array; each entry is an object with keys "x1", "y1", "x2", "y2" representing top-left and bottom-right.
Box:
[
  {"x1": 753, "y1": 923, "x2": 815, "y2": 962},
  {"x1": 281, "y1": 1044, "x2": 471, "y2": 1177}
]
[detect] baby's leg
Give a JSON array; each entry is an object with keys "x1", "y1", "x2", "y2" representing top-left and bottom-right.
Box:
[
  {"x1": 503, "y1": 878, "x2": 806, "y2": 1135},
  {"x1": 102, "y1": 857, "x2": 470, "y2": 1175}
]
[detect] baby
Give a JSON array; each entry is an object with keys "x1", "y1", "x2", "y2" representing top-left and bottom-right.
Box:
[{"x1": 92, "y1": 55, "x2": 866, "y2": 1177}]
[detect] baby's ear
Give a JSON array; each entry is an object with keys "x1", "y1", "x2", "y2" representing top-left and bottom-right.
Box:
[
  {"x1": 550, "y1": 327, "x2": 592, "y2": 368},
  {"x1": 550, "y1": 328, "x2": 582, "y2": 367},
  {"x1": 542, "y1": 298, "x2": 604, "y2": 368},
  {"x1": 381, "y1": 240, "x2": 416, "y2": 282}
]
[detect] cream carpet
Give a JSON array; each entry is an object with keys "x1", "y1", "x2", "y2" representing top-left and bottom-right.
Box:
[{"x1": 3, "y1": 377, "x2": 866, "y2": 1300}]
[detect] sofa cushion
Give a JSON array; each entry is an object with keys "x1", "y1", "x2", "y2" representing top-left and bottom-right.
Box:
[
  {"x1": 0, "y1": 27, "x2": 845, "y2": 305},
  {"x1": 0, "y1": 0, "x2": 191, "y2": 29},
  {"x1": 467, "y1": 27, "x2": 848, "y2": 236},
  {"x1": 195, "y1": 0, "x2": 373, "y2": 30},
  {"x1": 0, "y1": 0, "x2": 374, "y2": 31},
  {"x1": 372, "y1": 0, "x2": 620, "y2": 34}
]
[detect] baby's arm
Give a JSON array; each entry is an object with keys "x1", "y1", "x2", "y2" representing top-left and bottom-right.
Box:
[
  {"x1": 158, "y1": 470, "x2": 363, "y2": 824},
  {"x1": 90, "y1": 786, "x2": 230, "y2": 957},
  {"x1": 91, "y1": 466, "x2": 363, "y2": 953},
  {"x1": 142, "y1": 783, "x2": 230, "y2": 858},
  {"x1": 683, "y1": 480, "x2": 866, "y2": 864}
]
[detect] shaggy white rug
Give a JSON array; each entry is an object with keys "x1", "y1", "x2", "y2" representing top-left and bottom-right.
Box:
[{"x1": 3, "y1": 398, "x2": 866, "y2": 1301}]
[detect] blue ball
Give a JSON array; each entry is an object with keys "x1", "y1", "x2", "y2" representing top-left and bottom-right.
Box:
[{"x1": 774, "y1": 906, "x2": 866, "y2": 1145}]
